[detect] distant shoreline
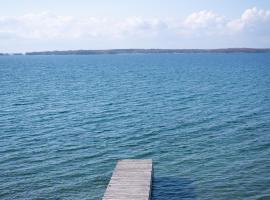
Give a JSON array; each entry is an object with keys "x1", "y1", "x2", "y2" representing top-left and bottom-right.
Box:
[{"x1": 1, "y1": 48, "x2": 270, "y2": 55}]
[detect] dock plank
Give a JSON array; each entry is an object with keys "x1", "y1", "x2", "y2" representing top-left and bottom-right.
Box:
[{"x1": 103, "y1": 159, "x2": 153, "y2": 200}]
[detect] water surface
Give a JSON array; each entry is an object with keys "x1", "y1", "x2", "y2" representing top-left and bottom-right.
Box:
[{"x1": 0, "y1": 54, "x2": 270, "y2": 199}]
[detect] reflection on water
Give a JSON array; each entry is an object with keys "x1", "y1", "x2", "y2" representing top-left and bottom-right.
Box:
[{"x1": 153, "y1": 177, "x2": 196, "y2": 200}]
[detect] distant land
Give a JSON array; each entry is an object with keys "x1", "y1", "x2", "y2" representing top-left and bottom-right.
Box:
[{"x1": 1, "y1": 48, "x2": 270, "y2": 55}]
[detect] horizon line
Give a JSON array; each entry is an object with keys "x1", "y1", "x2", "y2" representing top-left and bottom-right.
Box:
[{"x1": 2, "y1": 47, "x2": 270, "y2": 55}]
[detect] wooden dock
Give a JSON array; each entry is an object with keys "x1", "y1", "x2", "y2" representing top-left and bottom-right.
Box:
[{"x1": 103, "y1": 159, "x2": 153, "y2": 200}]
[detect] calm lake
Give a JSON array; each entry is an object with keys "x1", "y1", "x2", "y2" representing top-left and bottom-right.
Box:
[{"x1": 0, "y1": 53, "x2": 270, "y2": 199}]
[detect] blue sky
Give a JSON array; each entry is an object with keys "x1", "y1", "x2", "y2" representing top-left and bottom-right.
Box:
[{"x1": 0, "y1": 0, "x2": 270, "y2": 52}]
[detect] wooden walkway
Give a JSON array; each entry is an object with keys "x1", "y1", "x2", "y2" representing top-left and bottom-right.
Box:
[{"x1": 103, "y1": 159, "x2": 153, "y2": 200}]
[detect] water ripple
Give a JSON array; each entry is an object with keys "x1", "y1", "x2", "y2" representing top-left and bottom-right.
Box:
[{"x1": 0, "y1": 54, "x2": 270, "y2": 200}]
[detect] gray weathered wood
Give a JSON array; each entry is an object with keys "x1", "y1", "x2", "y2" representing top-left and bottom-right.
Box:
[{"x1": 103, "y1": 159, "x2": 153, "y2": 200}]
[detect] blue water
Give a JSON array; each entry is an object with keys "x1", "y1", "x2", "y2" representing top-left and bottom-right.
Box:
[{"x1": 0, "y1": 54, "x2": 270, "y2": 200}]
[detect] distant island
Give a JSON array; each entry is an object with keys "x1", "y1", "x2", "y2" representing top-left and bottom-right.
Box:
[{"x1": 1, "y1": 48, "x2": 270, "y2": 55}]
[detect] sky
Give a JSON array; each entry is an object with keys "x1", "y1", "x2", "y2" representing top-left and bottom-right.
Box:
[{"x1": 0, "y1": 0, "x2": 270, "y2": 52}]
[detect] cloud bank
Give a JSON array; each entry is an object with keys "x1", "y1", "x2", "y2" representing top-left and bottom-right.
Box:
[{"x1": 0, "y1": 7, "x2": 269, "y2": 51}]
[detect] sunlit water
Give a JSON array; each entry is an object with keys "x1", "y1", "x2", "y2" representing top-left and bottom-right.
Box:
[{"x1": 0, "y1": 54, "x2": 270, "y2": 200}]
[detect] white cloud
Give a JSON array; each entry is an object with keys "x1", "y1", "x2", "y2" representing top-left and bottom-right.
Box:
[
  {"x1": 179, "y1": 10, "x2": 226, "y2": 36},
  {"x1": 114, "y1": 17, "x2": 168, "y2": 38},
  {"x1": 0, "y1": 13, "x2": 169, "y2": 40},
  {"x1": 180, "y1": 7, "x2": 270, "y2": 37},
  {"x1": 184, "y1": 10, "x2": 225, "y2": 29},
  {"x1": 0, "y1": 12, "x2": 114, "y2": 40},
  {"x1": 227, "y1": 7, "x2": 270, "y2": 34},
  {"x1": 0, "y1": 7, "x2": 269, "y2": 51}
]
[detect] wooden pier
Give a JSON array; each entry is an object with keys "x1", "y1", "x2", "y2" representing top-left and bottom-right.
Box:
[{"x1": 103, "y1": 159, "x2": 153, "y2": 200}]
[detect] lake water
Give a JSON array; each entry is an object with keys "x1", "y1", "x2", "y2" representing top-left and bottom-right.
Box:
[{"x1": 0, "y1": 53, "x2": 270, "y2": 200}]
